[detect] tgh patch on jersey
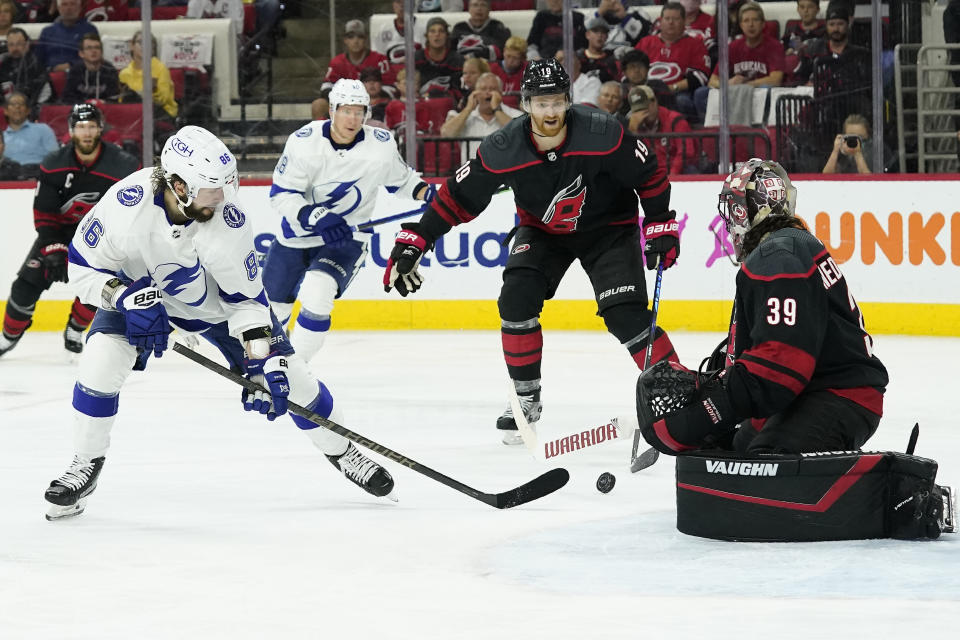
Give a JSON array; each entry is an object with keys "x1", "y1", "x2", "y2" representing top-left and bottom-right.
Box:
[
  {"x1": 222, "y1": 203, "x2": 245, "y2": 228},
  {"x1": 117, "y1": 185, "x2": 144, "y2": 207}
]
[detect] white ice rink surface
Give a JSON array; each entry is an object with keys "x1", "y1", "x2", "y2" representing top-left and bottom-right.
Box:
[{"x1": 1, "y1": 330, "x2": 958, "y2": 639}]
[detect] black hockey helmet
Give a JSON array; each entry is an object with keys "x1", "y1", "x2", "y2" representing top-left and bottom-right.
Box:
[
  {"x1": 520, "y1": 58, "x2": 572, "y2": 107},
  {"x1": 717, "y1": 158, "x2": 796, "y2": 261},
  {"x1": 68, "y1": 103, "x2": 105, "y2": 130}
]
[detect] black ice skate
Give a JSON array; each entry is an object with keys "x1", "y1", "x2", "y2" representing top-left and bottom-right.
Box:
[
  {"x1": 44, "y1": 455, "x2": 105, "y2": 520},
  {"x1": 326, "y1": 443, "x2": 397, "y2": 501},
  {"x1": 497, "y1": 387, "x2": 542, "y2": 446},
  {"x1": 63, "y1": 324, "x2": 85, "y2": 354}
]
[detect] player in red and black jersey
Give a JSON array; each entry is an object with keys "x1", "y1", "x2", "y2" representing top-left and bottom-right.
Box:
[
  {"x1": 0, "y1": 103, "x2": 139, "y2": 359},
  {"x1": 638, "y1": 159, "x2": 888, "y2": 456},
  {"x1": 384, "y1": 58, "x2": 681, "y2": 444}
]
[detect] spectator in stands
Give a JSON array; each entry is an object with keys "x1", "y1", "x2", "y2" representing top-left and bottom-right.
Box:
[
  {"x1": 1, "y1": 91, "x2": 58, "y2": 166},
  {"x1": 360, "y1": 67, "x2": 392, "y2": 123},
  {"x1": 311, "y1": 87, "x2": 330, "y2": 121},
  {"x1": 385, "y1": 67, "x2": 435, "y2": 133},
  {"x1": 679, "y1": 0, "x2": 715, "y2": 48},
  {"x1": 186, "y1": 0, "x2": 244, "y2": 42},
  {"x1": 795, "y1": 1, "x2": 869, "y2": 86},
  {"x1": 620, "y1": 49, "x2": 649, "y2": 101},
  {"x1": 441, "y1": 71, "x2": 520, "y2": 138},
  {"x1": 595, "y1": 0, "x2": 653, "y2": 59},
  {"x1": 63, "y1": 32, "x2": 119, "y2": 103},
  {"x1": 822, "y1": 113, "x2": 896, "y2": 174},
  {"x1": 118, "y1": 30, "x2": 178, "y2": 121},
  {"x1": 636, "y1": 2, "x2": 709, "y2": 118},
  {"x1": 415, "y1": 16, "x2": 463, "y2": 99},
  {"x1": 458, "y1": 57, "x2": 489, "y2": 110},
  {"x1": 783, "y1": 0, "x2": 825, "y2": 55},
  {"x1": 84, "y1": 0, "x2": 130, "y2": 22},
  {"x1": 14, "y1": 0, "x2": 54, "y2": 23},
  {"x1": 0, "y1": 28, "x2": 52, "y2": 108},
  {"x1": 492, "y1": 35, "x2": 526, "y2": 109},
  {"x1": 0, "y1": 131, "x2": 31, "y2": 180},
  {"x1": 452, "y1": 0, "x2": 511, "y2": 61},
  {"x1": 0, "y1": 0, "x2": 16, "y2": 56},
  {"x1": 527, "y1": 0, "x2": 587, "y2": 61},
  {"x1": 565, "y1": 53, "x2": 600, "y2": 106},
  {"x1": 626, "y1": 84, "x2": 695, "y2": 175},
  {"x1": 579, "y1": 17, "x2": 620, "y2": 83},
  {"x1": 323, "y1": 19, "x2": 393, "y2": 92},
  {"x1": 373, "y1": 0, "x2": 424, "y2": 70},
  {"x1": 38, "y1": 0, "x2": 99, "y2": 72},
  {"x1": 596, "y1": 80, "x2": 626, "y2": 123}
]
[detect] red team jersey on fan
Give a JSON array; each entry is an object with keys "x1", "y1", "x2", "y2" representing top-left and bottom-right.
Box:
[
  {"x1": 491, "y1": 61, "x2": 525, "y2": 109},
  {"x1": 324, "y1": 51, "x2": 395, "y2": 87},
  {"x1": 716, "y1": 36, "x2": 786, "y2": 81},
  {"x1": 635, "y1": 34, "x2": 710, "y2": 86}
]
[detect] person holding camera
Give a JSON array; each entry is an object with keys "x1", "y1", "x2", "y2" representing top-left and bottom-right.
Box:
[{"x1": 822, "y1": 114, "x2": 894, "y2": 174}]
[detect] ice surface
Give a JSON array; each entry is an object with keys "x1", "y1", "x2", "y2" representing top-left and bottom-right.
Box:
[{"x1": 1, "y1": 330, "x2": 957, "y2": 639}]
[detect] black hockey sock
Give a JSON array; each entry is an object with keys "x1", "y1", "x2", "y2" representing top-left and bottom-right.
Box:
[{"x1": 2, "y1": 300, "x2": 34, "y2": 340}]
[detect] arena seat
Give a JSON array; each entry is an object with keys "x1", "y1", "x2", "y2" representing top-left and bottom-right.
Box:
[
  {"x1": 48, "y1": 71, "x2": 67, "y2": 102},
  {"x1": 490, "y1": 1, "x2": 534, "y2": 9}
]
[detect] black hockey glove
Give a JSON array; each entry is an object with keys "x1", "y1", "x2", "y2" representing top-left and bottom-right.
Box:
[
  {"x1": 636, "y1": 361, "x2": 737, "y2": 455},
  {"x1": 40, "y1": 242, "x2": 69, "y2": 283},
  {"x1": 643, "y1": 214, "x2": 680, "y2": 270},
  {"x1": 383, "y1": 223, "x2": 429, "y2": 297}
]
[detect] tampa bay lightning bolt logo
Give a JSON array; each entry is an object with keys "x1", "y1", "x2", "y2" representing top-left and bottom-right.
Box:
[
  {"x1": 295, "y1": 126, "x2": 313, "y2": 138},
  {"x1": 222, "y1": 203, "x2": 245, "y2": 228},
  {"x1": 153, "y1": 259, "x2": 207, "y2": 307},
  {"x1": 117, "y1": 185, "x2": 144, "y2": 206},
  {"x1": 373, "y1": 128, "x2": 390, "y2": 142},
  {"x1": 310, "y1": 180, "x2": 362, "y2": 215}
]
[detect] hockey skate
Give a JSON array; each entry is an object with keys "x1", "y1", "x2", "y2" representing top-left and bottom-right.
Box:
[
  {"x1": 63, "y1": 325, "x2": 85, "y2": 355},
  {"x1": 940, "y1": 485, "x2": 957, "y2": 534},
  {"x1": 44, "y1": 455, "x2": 105, "y2": 521},
  {"x1": 326, "y1": 443, "x2": 397, "y2": 501},
  {"x1": 497, "y1": 388, "x2": 542, "y2": 446},
  {"x1": 0, "y1": 333, "x2": 22, "y2": 358}
]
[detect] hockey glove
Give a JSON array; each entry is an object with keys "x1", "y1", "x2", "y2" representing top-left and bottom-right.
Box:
[
  {"x1": 383, "y1": 223, "x2": 428, "y2": 297},
  {"x1": 242, "y1": 354, "x2": 290, "y2": 421},
  {"x1": 420, "y1": 183, "x2": 438, "y2": 204},
  {"x1": 115, "y1": 277, "x2": 171, "y2": 358},
  {"x1": 40, "y1": 242, "x2": 69, "y2": 283},
  {"x1": 643, "y1": 214, "x2": 680, "y2": 270},
  {"x1": 636, "y1": 360, "x2": 737, "y2": 455},
  {"x1": 296, "y1": 205, "x2": 353, "y2": 248}
]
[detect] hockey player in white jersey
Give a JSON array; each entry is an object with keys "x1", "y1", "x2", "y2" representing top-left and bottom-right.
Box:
[
  {"x1": 264, "y1": 78, "x2": 436, "y2": 363},
  {"x1": 44, "y1": 126, "x2": 396, "y2": 521}
]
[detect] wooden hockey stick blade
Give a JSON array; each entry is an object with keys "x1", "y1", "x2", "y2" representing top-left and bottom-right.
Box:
[
  {"x1": 173, "y1": 343, "x2": 569, "y2": 509},
  {"x1": 507, "y1": 381, "x2": 541, "y2": 457},
  {"x1": 630, "y1": 446, "x2": 660, "y2": 473}
]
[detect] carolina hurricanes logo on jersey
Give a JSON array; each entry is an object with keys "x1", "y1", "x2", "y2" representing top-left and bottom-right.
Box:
[
  {"x1": 153, "y1": 259, "x2": 207, "y2": 307},
  {"x1": 543, "y1": 175, "x2": 587, "y2": 232},
  {"x1": 310, "y1": 180, "x2": 362, "y2": 216},
  {"x1": 60, "y1": 192, "x2": 102, "y2": 222},
  {"x1": 648, "y1": 61, "x2": 683, "y2": 84}
]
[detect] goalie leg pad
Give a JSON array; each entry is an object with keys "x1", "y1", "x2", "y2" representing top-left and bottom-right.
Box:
[{"x1": 675, "y1": 451, "x2": 953, "y2": 541}]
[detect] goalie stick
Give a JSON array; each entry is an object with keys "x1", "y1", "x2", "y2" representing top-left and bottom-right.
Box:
[
  {"x1": 173, "y1": 343, "x2": 569, "y2": 509},
  {"x1": 630, "y1": 259, "x2": 665, "y2": 473}
]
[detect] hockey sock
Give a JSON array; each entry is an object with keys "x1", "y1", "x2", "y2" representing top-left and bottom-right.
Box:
[
  {"x1": 68, "y1": 298, "x2": 97, "y2": 330},
  {"x1": 291, "y1": 310, "x2": 331, "y2": 363},
  {"x1": 2, "y1": 299, "x2": 34, "y2": 340},
  {"x1": 501, "y1": 318, "x2": 543, "y2": 382},
  {"x1": 627, "y1": 327, "x2": 679, "y2": 368}
]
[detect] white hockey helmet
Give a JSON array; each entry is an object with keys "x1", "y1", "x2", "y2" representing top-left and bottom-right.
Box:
[
  {"x1": 160, "y1": 125, "x2": 239, "y2": 210},
  {"x1": 328, "y1": 78, "x2": 370, "y2": 124}
]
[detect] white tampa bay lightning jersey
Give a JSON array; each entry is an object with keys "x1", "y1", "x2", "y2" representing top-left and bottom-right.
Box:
[
  {"x1": 270, "y1": 120, "x2": 425, "y2": 249},
  {"x1": 68, "y1": 167, "x2": 271, "y2": 338}
]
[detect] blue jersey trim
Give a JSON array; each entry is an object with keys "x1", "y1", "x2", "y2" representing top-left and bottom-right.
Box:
[
  {"x1": 218, "y1": 288, "x2": 269, "y2": 306},
  {"x1": 67, "y1": 243, "x2": 119, "y2": 277},
  {"x1": 322, "y1": 120, "x2": 365, "y2": 151},
  {"x1": 72, "y1": 383, "x2": 120, "y2": 418},
  {"x1": 269, "y1": 184, "x2": 305, "y2": 198}
]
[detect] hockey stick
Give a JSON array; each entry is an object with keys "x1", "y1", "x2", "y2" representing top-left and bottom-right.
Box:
[
  {"x1": 354, "y1": 204, "x2": 427, "y2": 232},
  {"x1": 630, "y1": 260, "x2": 665, "y2": 473},
  {"x1": 173, "y1": 343, "x2": 569, "y2": 509}
]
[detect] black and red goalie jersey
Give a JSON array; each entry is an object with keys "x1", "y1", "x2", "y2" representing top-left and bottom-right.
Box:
[
  {"x1": 723, "y1": 226, "x2": 889, "y2": 421},
  {"x1": 417, "y1": 104, "x2": 671, "y2": 240},
  {"x1": 33, "y1": 142, "x2": 140, "y2": 245}
]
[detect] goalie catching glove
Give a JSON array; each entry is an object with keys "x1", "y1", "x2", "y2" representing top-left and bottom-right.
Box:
[
  {"x1": 636, "y1": 360, "x2": 738, "y2": 454},
  {"x1": 383, "y1": 222, "x2": 430, "y2": 297},
  {"x1": 241, "y1": 329, "x2": 290, "y2": 421}
]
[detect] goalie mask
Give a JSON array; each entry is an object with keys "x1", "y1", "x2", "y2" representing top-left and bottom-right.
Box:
[
  {"x1": 718, "y1": 158, "x2": 797, "y2": 262},
  {"x1": 329, "y1": 78, "x2": 371, "y2": 125}
]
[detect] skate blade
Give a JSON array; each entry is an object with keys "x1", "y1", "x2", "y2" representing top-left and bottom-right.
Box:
[
  {"x1": 501, "y1": 431, "x2": 525, "y2": 446},
  {"x1": 382, "y1": 490, "x2": 399, "y2": 503},
  {"x1": 45, "y1": 498, "x2": 86, "y2": 521},
  {"x1": 942, "y1": 486, "x2": 956, "y2": 534}
]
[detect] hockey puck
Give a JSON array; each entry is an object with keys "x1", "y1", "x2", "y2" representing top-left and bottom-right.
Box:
[{"x1": 596, "y1": 472, "x2": 616, "y2": 494}]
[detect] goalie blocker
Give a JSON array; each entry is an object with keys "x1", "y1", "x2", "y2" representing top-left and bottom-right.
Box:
[{"x1": 675, "y1": 451, "x2": 955, "y2": 542}]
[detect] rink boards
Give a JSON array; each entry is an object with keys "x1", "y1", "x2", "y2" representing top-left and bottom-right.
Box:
[{"x1": 1, "y1": 175, "x2": 958, "y2": 336}]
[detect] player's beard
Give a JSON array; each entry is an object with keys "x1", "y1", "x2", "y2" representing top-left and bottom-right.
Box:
[
  {"x1": 531, "y1": 110, "x2": 566, "y2": 138},
  {"x1": 73, "y1": 134, "x2": 101, "y2": 156},
  {"x1": 181, "y1": 201, "x2": 217, "y2": 222}
]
